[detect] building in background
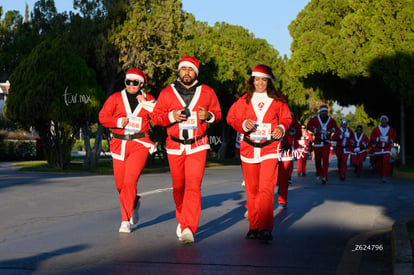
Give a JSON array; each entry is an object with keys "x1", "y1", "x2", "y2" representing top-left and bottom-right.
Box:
[{"x1": 0, "y1": 80, "x2": 10, "y2": 114}]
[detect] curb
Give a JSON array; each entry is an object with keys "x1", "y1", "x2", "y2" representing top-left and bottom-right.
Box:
[{"x1": 392, "y1": 217, "x2": 414, "y2": 275}]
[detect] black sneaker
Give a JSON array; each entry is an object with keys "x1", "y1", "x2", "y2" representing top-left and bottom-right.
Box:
[
  {"x1": 246, "y1": 229, "x2": 258, "y2": 239},
  {"x1": 258, "y1": 229, "x2": 273, "y2": 243}
]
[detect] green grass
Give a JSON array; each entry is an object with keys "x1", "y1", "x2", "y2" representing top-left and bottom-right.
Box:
[
  {"x1": 14, "y1": 158, "x2": 115, "y2": 174},
  {"x1": 13, "y1": 156, "x2": 241, "y2": 174}
]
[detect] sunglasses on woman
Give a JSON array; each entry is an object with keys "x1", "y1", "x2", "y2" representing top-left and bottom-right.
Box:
[{"x1": 125, "y1": 79, "x2": 144, "y2": 86}]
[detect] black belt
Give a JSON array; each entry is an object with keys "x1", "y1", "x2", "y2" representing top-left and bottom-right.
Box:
[
  {"x1": 113, "y1": 132, "x2": 145, "y2": 140},
  {"x1": 243, "y1": 135, "x2": 276, "y2": 148},
  {"x1": 170, "y1": 135, "x2": 205, "y2": 145}
]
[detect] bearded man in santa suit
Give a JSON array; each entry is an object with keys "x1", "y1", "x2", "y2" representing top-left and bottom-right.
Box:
[
  {"x1": 99, "y1": 68, "x2": 156, "y2": 233},
  {"x1": 370, "y1": 115, "x2": 397, "y2": 182},
  {"x1": 306, "y1": 105, "x2": 338, "y2": 184},
  {"x1": 151, "y1": 56, "x2": 222, "y2": 244}
]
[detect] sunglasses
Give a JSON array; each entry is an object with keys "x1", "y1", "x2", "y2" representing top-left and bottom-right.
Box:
[{"x1": 125, "y1": 79, "x2": 144, "y2": 86}]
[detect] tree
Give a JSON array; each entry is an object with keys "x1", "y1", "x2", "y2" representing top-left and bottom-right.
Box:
[
  {"x1": 5, "y1": 38, "x2": 103, "y2": 168},
  {"x1": 288, "y1": 0, "x2": 414, "y2": 164}
]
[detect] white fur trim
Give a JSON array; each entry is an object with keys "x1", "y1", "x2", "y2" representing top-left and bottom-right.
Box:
[
  {"x1": 252, "y1": 71, "x2": 272, "y2": 79},
  {"x1": 126, "y1": 74, "x2": 145, "y2": 82},
  {"x1": 178, "y1": 61, "x2": 199, "y2": 75}
]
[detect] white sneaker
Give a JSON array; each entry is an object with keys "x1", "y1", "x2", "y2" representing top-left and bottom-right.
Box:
[
  {"x1": 176, "y1": 223, "x2": 182, "y2": 238},
  {"x1": 130, "y1": 198, "x2": 141, "y2": 225},
  {"x1": 179, "y1": 228, "x2": 194, "y2": 244},
  {"x1": 119, "y1": 221, "x2": 131, "y2": 233}
]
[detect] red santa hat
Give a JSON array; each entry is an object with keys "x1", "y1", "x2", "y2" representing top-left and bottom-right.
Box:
[
  {"x1": 125, "y1": 68, "x2": 147, "y2": 84},
  {"x1": 379, "y1": 115, "x2": 389, "y2": 122},
  {"x1": 319, "y1": 105, "x2": 328, "y2": 112},
  {"x1": 251, "y1": 64, "x2": 275, "y2": 80},
  {"x1": 178, "y1": 56, "x2": 200, "y2": 75}
]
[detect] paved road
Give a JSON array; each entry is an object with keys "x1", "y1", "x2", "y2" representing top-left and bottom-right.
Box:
[{"x1": 0, "y1": 158, "x2": 413, "y2": 274}]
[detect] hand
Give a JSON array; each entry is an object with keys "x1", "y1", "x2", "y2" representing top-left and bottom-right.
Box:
[
  {"x1": 198, "y1": 106, "x2": 211, "y2": 121},
  {"x1": 272, "y1": 126, "x2": 284, "y2": 140},
  {"x1": 244, "y1": 119, "x2": 256, "y2": 131},
  {"x1": 136, "y1": 94, "x2": 146, "y2": 102},
  {"x1": 173, "y1": 109, "x2": 187, "y2": 122},
  {"x1": 120, "y1": 117, "x2": 129, "y2": 128}
]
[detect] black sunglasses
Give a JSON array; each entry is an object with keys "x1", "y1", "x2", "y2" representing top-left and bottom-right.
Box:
[{"x1": 125, "y1": 79, "x2": 143, "y2": 86}]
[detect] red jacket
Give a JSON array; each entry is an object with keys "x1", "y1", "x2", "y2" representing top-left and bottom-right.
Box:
[
  {"x1": 99, "y1": 90, "x2": 156, "y2": 160},
  {"x1": 350, "y1": 132, "x2": 370, "y2": 155},
  {"x1": 298, "y1": 131, "x2": 313, "y2": 154},
  {"x1": 332, "y1": 127, "x2": 354, "y2": 153},
  {"x1": 306, "y1": 115, "x2": 338, "y2": 148},
  {"x1": 279, "y1": 116, "x2": 302, "y2": 161},
  {"x1": 370, "y1": 125, "x2": 397, "y2": 155},
  {"x1": 227, "y1": 93, "x2": 292, "y2": 163},
  {"x1": 151, "y1": 83, "x2": 222, "y2": 155}
]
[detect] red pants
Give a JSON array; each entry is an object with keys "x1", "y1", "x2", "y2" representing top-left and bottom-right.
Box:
[
  {"x1": 168, "y1": 150, "x2": 207, "y2": 235},
  {"x1": 314, "y1": 145, "x2": 331, "y2": 180},
  {"x1": 297, "y1": 152, "x2": 308, "y2": 174},
  {"x1": 335, "y1": 148, "x2": 349, "y2": 178},
  {"x1": 375, "y1": 153, "x2": 391, "y2": 177},
  {"x1": 242, "y1": 159, "x2": 278, "y2": 232},
  {"x1": 351, "y1": 152, "x2": 367, "y2": 177},
  {"x1": 277, "y1": 160, "x2": 292, "y2": 205},
  {"x1": 113, "y1": 142, "x2": 148, "y2": 222}
]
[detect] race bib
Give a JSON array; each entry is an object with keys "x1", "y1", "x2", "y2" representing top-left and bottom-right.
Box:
[
  {"x1": 379, "y1": 136, "x2": 388, "y2": 143},
  {"x1": 250, "y1": 123, "x2": 271, "y2": 141},
  {"x1": 298, "y1": 139, "x2": 305, "y2": 146},
  {"x1": 179, "y1": 111, "x2": 198, "y2": 130},
  {"x1": 354, "y1": 147, "x2": 360, "y2": 152},
  {"x1": 344, "y1": 132, "x2": 350, "y2": 138},
  {"x1": 125, "y1": 116, "x2": 142, "y2": 134}
]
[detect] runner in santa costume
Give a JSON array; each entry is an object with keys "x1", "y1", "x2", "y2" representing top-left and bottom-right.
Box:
[
  {"x1": 370, "y1": 115, "x2": 397, "y2": 182},
  {"x1": 276, "y1": 113, "x2": 301, "y2": 207},
  {"x1": 306, "y1": 105, "x2": 338, "y2": 184},
  {"x1": 296, "y1": 125, "x2": 313, "y2": 176},
  {"x1": 332, "y1": 119, "x2": 354, "y2": 181},
  {"x1": 350, "y1": 125, "x2": 370, "y2": 177},
  {"x1": 227, "y1": 64, "x2": 292, "y2": 243},
  {"x1": 99, "y1": 68, "x2": 156, "y2": 233},
  {"x1": 151, "y1": 56, "x2": 221, "y2": 244}
]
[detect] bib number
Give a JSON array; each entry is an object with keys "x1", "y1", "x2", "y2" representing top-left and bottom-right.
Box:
[
  {"x1": 125, "y1": 116, "x2": 142, "y2": 134},
  {"x1": 250, "y1": 123, "x2": 271, "y2": 141},
  {"x1": 179, "y1": 111, "x2": 198, "y2": 130}
]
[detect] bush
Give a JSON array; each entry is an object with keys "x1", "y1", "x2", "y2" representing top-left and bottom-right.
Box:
[
  {"x1": 0, "y1": 139, "x2": 37, "y2": 160},
  {"x1": 71, "y1": 139, "x2": 109, "y2": 152}
]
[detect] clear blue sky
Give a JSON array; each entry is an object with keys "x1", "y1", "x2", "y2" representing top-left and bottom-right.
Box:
[{"x1": 2, "y1": 0, "x2": 310, "y2": 57}]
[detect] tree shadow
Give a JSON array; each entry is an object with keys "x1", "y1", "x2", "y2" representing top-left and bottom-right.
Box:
[
  {"x1": 135, "y1": 190, "x2": 245, "y2": 241},
  {"x1": 0, "y1": 245, "x2": 88, "y2": 272}
]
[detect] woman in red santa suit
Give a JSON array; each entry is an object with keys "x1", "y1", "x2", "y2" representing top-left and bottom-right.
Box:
[
  {"x1": 296, "y1": 125, "x2": 313, "y2": 176},
  {"x1": 227, "y1": 64, "x2": 292, "y2": 243},
  {"x1": 306, "y1": 105, "x2": 338, "y2": 184},
  {"x1": 370, "y1": 115, "x2": 397, "y2": 182},
  {"x1": 151, "y1": 56, "x2": 222, "y2": 244},
  {"x1": 99, "y1": 68, "x2": 156, "y2": 233},
  {"x1": 332, "y1": 119, "x2": 354, "y2": 181},
  {"x1": 350, "y1": 125, "x2": 370, "y2": 177}
]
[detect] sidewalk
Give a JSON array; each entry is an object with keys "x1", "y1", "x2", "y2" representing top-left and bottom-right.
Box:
[{"x1": 393, "y1": 216, "x2": 414, "y2": 275}]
